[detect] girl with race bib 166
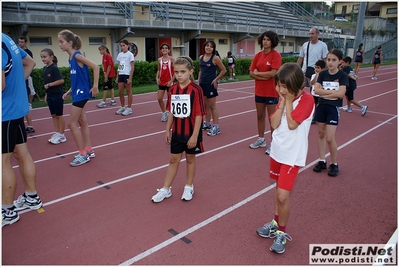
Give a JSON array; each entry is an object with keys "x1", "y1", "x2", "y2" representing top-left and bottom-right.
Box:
[{"x1": 152, "y1": 56, "x2": 206, "y2": 203}]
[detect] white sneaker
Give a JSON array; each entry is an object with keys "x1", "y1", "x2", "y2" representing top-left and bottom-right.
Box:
[
  {"x1": 152, "y1": 188, "x2": 172, "y2": 203},
  {"x1": 116, "y1": 107, "x2": 125, "y2": 115},
  {"x1": 122, "y1": 107, "x2": 133, "y2": 116},
  {"x1": 97, "y1": 101, "x2": 106, "y2": 108},
  {"x1": 161, "y1": 111, "x2": 169, "y2": 122},
  {"x1": 48, "y1": 133, "x2": 58, "y2": 143},
  {"x1": 249, "y1": 139, "x2": 266, "y2": 149},
  {"x1": 181, "y1": 185, "x2": 194, "y2": 201},
  {"x1": 58, "y1": 134, "x2": 67, "y2": 143},
  {"x1": 265, "y1": 144, "x2": 271, "y2": 155}
]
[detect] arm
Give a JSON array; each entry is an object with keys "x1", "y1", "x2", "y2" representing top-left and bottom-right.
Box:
[
  {"x1": 212, "y1": 56, "x2": 227, "y2": 87},
  {"x1": 197, "y1": 55, "x2": 203, "y2": 84},
  {"x1": 167, "y1": 57, "x2": 176, "y2": 87},
  {"x1": 270, "y1": 100, "x2": 285, "y2": 130},
  {"x1": 129, "y1": 61, "x2": 135, "y2": 84},
  {"x1": 310, "y1": 73, "x2": 318, "y2": 85},
  {"x1": 44, "y1": 79, "x2": 65, "y2": 90},
  {"x1": 22, "y1": 54, "x2": 36, "y2": 80},
  {"x1": 187, "y1": 115, "x2": 202, "y2": 149},
  {"x1": 284, "y1": 92, "x2": 300, "y2": 130},
  {"x1": 156, "y1": 59, "x2": 161, "y2": 85},
  {"x1": 252, "y1": 68, "x2": 278, "y2": 80},
  {"x1": 75, "y1": 54, "x2": 99, "y2": 96},
  {"x1": 315, "y1": 83, "x2": 346, "y2": 99},
  {"x1": 296, "y1": 56, "x2": 304, "y2": 67}
]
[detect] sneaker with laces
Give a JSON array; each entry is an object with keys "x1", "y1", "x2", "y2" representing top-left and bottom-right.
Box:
[
  {"x1": 70, "y1": 154, "x2": 90, "y2": 167},
  {"x1": 58, "y1": 134, "x2": 67, "y2": 143},
  {"x1": 161, "y1": 111, "x2": 169, "y2": 122},
  {"x1": 50, "y1": 133, "x2": 67, "y2": 145},
  {"x1": 181, "y1": 185, "x2": 194, "y2": 201},
  {"x1": 97, "y1": 101, "x2": 107, "y2": 108},
  {"x1": 13, "y1": 193, "x2": 43, "y2": 211},
  {"x1": 265, "y1": 144, "x2": 271, "y2": 155},
  {"x1": 313, "y1": 161, "x2": 327, "y2": 172},
  {"x1": 207, "y1": 126, "x2": 221, "y2": 136},
  {"x1": 122, "y1": 107, "x2": 133, "y2": 116},
  {"x1": 328, "y1": 163, "x2": 339, "y2": 177},
  {"x1": 2, "y1": 208, "x2": 19, "y2": 227},
  {"x1": 86, "y1": 150, "x2": 96, "y2": 158},
  {"x1": 249, "y1": 139, "x2": 266, "y2": 149},
  {"x1": 152, "y1": 187, "x2": 172, "y2": 203},
  {"x1": 116, "y1": 107, "x2": 125, "y2": 115},
  {"x1": 202, "y1": 122, "x2": 211, "y2": 130},
  {"x1": 48, "y1": 133, "x2": 58, "y2": 143},
  {"x1": 109, "y1": 100, "x2": 117, "y2": 106},
  {"x1": 269, "y1": 230, "x2": 292, "y2": 254},
  {"x1": 361, "y1": 105, "x2": 368, "y2": 116},
  {"x1": 347, "y1": 107, "x2": 353, "y2": 113},
  {"x1": 26, "y1": 126, "x2": 35, "y2": 133},
  {"x1": 257, "y1": 220, "x2": 278, "y2": 238}
]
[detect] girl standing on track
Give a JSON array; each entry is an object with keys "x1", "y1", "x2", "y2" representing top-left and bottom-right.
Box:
[
  {"x1": 115, "y1": 39, "x2": 135, "y2": 116},
  {"x1": 227, "y1": 51, "x2": 236, "y2": 80},
  {"x1": 249, "y1": 30, "x2": 282, "y2": 155},
  {"x1": 371, "y1": 45, "x2": 382, "y2": 80},
  {"x1": 40, "y1": 48, "x2": 66, "y2": 145},
  {"x1": 152, "y1": 56, "x2": 206, "y2": 203},
  {"x1": 256, "y1": 63, "x2": 314, "y2": 254},
  {"x1": 313, "y1": 48, "x2": 348, "y2": 177},
  {"x1": 156, "y1": 43, "x2": 175, "y2": 122},
  {"x1": 58, "y1": 29, "x2": 99, "y2": 167},
  {"x1": 353, "y1": 43, "x2": 364, "y2": 78},
  {"x1": 97, "y1": 45, "x2": 116, "y2": 108},
  {"x1": 198, "y1": 40, "x2": 226, "y2": 136}
]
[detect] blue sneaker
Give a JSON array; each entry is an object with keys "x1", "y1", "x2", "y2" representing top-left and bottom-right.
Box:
[
  {"x1": 70, "y1": 154, "x2": 90, "y2": 167},
  {"x1": 257, "y1": 220, "x2": 278, "y2": 238},
  {"x1": 202, "y1": 122, "x2": 211, "y2": 130},
  {"x1": 86, "y1": 150, "x2": 96, "y2": 158},
  {"x1": 269, "y1": 230, "x2": 292, "y2": 254}
]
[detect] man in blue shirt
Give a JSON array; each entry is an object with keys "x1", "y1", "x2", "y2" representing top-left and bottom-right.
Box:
[{"x1": 2, "y1": 33, "x2": 43, "y2": 227}]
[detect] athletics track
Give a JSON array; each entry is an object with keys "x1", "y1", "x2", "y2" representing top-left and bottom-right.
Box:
[{"x1": 2, "y1": 65, "x2": 397, "y2": 265}]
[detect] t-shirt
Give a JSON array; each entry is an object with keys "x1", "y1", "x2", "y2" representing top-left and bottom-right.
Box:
[
  {"x1": 299, "y1": 41, "x2": 328, "y2": 73},
  {"x1": 166, "y1": 81, "x2": 206, "y2": 142},
  {"x1": 249, "y1": 49, "x2": 282, "y2": 98},
  {"x1": 117, "y1": 51, "x2": 134, "y2": 75},
  {"x1": 310, "y1": 73, "x2": 319, "y2": 97},
  {"x1": 68, "y1": 51, "x2": 93, "y2": 103},
  {"x1": 102, "y1": 53, "x2": 116, "y2": 78},
  {"x1": 270, "y1": 91, "x2": 314, "y2": 167},
  {"x1": 341, "y1": 66, "x2": 357, "y2": 91},
  {"x1": 2, "y1": 33, "x2": 29, "y2": 121},
  {"x1": 316, "y1": 69, "x2": 348, "y2": 107},
  {"x1": 43, "y1": 63, "x2": 64, "y2": 95}
]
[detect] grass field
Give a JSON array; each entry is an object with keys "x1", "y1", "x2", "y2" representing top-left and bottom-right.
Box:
[{"x1": 31, "y1": 59, "x2": 397, "y2": 108}]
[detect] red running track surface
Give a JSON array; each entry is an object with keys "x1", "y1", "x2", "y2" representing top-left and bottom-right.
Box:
[{"x1": 2, "y1": 65, "x2": 397, "y2": 265}]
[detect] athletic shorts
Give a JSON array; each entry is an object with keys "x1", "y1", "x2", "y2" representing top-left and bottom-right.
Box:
[
  {"x1": 2, "y1": 117, "x2": 27, "y2": 154},
  {"x1": 255, "y1": 95, "x2": 279, "y2": 105},
  {"x1": 269, "y1": 157, "x2": 300, "y2": 191},
  {"x1": 314, "y1": 104, "x2": 340, "y2": 126},
  {"x1": 345, "y1": 87, "x2": 355, "y2": 101},
  {"x1": 228, "y1": 64, "x2": 235, "y2": 69},
  {"x1": 104, "y1": 78, "x2": 114, "y2": 90},
  {"x1": 158, "y1": 85, "x2": 169, "y2": 91},
  {"x1": 72, "y1": 99, "x2": 88, "y2": 108},
  {"x1": 199, "y1": 82, "x2": 218, "y2": 99},
  {"x1": 117, "y1": 75, "x2": 130, "y2": 84},
  {"x1": 170, "y1": 137, "x2": 204, "y2": 155},
  {"x1": 47, "y1": 93, "x2": 64, "y2": 116},
  {"x1": 313, "y1": 96, "x2": 319, "y2": 105}
]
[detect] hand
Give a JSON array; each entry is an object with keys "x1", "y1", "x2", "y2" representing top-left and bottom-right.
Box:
[
  {"x1": 187, "y1": 136, "x2": 197, "y2": 149},
  {"x1": 165, "y1": 131, "x2": 171, "y2": 145},
  {"x1": 127, "y1": 78, "x2": 132, "y2": 84},
  {"x1": 211, "y1": 79, "x2": 218, "y2": 88},
  {"x1": 62, "y1": 92, "x2": 70, "y2": 100},
  {"x1": 90, "y1": 86, "x2": 99, "y2": 97},
  {"x1": 285, "y1": 91, "x2": 296, "y2": 103}
]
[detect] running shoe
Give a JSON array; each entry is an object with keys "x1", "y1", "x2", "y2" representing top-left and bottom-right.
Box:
[
  {"x1": 70, "y1": 154, "x2": 90, "y2": 167},
  {"x1": 361, "y1": 105, "x2": 368, "y2": 116},
  {"x1": 13, "y1": 193, "x2": 43, "y2": 211},
  {"x1": 48, "y1": 133, "x2": 58, "y2": 143},
  {"x1": 249, "y1": 139, "x2": 266, "y2": 149},
  {"x1": 161, "y1": 111, "x2": 169, "y2": 122},
  {"x1": 58, "y1": 134, "x2": 67, "y2": 143},
  {"x1": 328, "y1": 163, "x2": 339, "y2": 177},
  {"x1": 97, "y1": 101, "x2": 107, "y2": 108},
  {"x1": 86, "y1": 150, "x2": 96, "y2": 158},
  {"x1": 347, "y1": 107, "x2": 353, "y2": 113},
  {"x1": 202, "y1": 122, "x2": 211, "y2": 130},
  {"x1": 26, "y1": 126, "x2": 35, "y2": 133},
  {"x1": 265, "y1": 144, "x2": 271, "y2": 155},
  {"x1": 181, "y1": 185, "x2": 194, "y2": 201},
  {"x1": 269, "y1": 230, "x2": 292, "y2": 254},
  {"x1": 109, "y1": 100, "x2": 117, "y2": 106},
  {"x1": 152, "y1": 187, "x2": 172, "y2": 203},
  {"x1": 122, "y1": 107, "x2": 133, "y2": 116},
  {"x1": 50, "y1": 133, "x2": 67, "y2": 145},
  {"x1": 2, "y1": 208, "x2": 19, "y2": 227},
  {"x1": 313, "y1": 161, "x2": 327, "y2": 172},
  {"x1": 115, "y1": 107, "x2": 125, "y2": 115},
  {"x1": 207, "y1": 126, "x2": 221, "y2": 136},
  {"x1": 257, "y1": 220, "x2": 278, "y2": 238}
]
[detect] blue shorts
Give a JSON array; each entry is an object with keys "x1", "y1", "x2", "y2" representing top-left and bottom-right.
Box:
[
  {"x1": 199, "y1": 82, "x2": 218, "y2": 99},
  {"x1": 171, "y1": 138, "x2": 204, "y2": 155},
  {"x1": 314, "y1": 104, "x2": 340, "y2": 126},
  {"x1": 2, "y1": 117, "x2": 27, "y2": 154},
  {"x1": 117, "y1": 75, "x2": 130, "y2": 84},
  {"x1": 47, "y1": 93, "x2": 64, "y2": 116},
  {"x1": 255, "y1": 95, "x2": 279, "y2": 105}
]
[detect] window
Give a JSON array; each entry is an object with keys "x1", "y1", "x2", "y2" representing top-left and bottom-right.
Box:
[
  {"x1": 218, "y1": 39, "x2": 228, "y2": 45},
  {"x1": 289, "y1": 42, "x2": 294, "y2": 47},
  {"x1": 387, "y1": 8, "x2": 397, "y2": 14},
  {"x1": 89, "y1": 37, "x2": 106, "y2": 45},
  {"x1": 280, "y1": 42, "x2": 286, "y2": 47},
  {"x1": 29, "y1": 37, "x2": 51, "y2": 46}
]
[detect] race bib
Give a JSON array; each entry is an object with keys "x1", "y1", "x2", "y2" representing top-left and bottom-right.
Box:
[
  {"x1": 118, "y1": 62, "x2": 125, "y2": 71},
  {"x1": 171, "y1": 94, "x2": 191, "y2": 118},
  {"x1": 228, "y1": 58, "x2": 233, "y2": 64},
  {"x1": 322, "y1": 81, "x2": 339, "y2": 100}
]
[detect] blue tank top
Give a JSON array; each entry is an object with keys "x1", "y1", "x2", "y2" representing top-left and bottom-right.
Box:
[
  {"x1": 199, "y1": 54, "x2": 217, "y2": 83},
  {"x1": 69, "y1": 51, "x2": 92, "y2": 103}
]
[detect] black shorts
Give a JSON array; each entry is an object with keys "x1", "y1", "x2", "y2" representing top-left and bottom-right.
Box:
[
  {"x1": 313, "y1": 96, "x2": 319, "y2": 105},
  {"x1": 255, "y1": 95, "x2": 279, "y2": 105},
  {"x1": 170, "y1": 138, "x2": 204, "y2": 155},
  {"x1": 314, "y1": 104, "x2": 340, "y2": 126},
  {"x1": 47, "y1": 93, "x2": 64, "y2": 116},
  {"x1": 117, "y1": 75, "x2": 130, "y2": 84},
  {"x1": 72, "y1": 99, "x2": 88, "y2": 108},
  {"x1": 345, "y1": 87, "x2": 355, "y2": 101},
  {"x1": 199, "y1": 82, "x2": 218, "y2": 99},
  {"x1": 158, "y1": 85, "x2": 169, "y2": 91},
  {"x1": 104, "y1": 78, "x2": 114, "y2": 90},
  {"x1": 2, "y1": 117, "x2": 27, "y2": 154}
]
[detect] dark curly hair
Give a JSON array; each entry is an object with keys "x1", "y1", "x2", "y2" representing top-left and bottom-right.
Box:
[{"x1": 257, "y1": 30, "x2": 279, "y2": 49}]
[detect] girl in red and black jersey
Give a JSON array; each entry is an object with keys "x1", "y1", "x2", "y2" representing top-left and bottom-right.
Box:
[{"x1": 152, "y1": 56, "x2": 206, "y2": 203}]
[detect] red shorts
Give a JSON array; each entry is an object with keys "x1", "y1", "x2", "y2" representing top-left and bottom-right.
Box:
[{"x1": 269, "y1": 157, "x2": 300, "y2": 191}]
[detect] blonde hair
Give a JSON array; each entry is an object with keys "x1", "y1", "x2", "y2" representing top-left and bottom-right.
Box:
[{"x1": 174, "y1": 56, "x2": 195, "y2": 81}]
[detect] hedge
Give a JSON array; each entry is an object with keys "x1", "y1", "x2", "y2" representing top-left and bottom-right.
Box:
[{"x1": 31, "y1": 56, "x2": 299, "y2": 98}]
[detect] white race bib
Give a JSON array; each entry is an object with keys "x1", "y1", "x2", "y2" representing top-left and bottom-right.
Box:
[{"x1": 171, "y1": 94, "x2": 191, "y2": 118}]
